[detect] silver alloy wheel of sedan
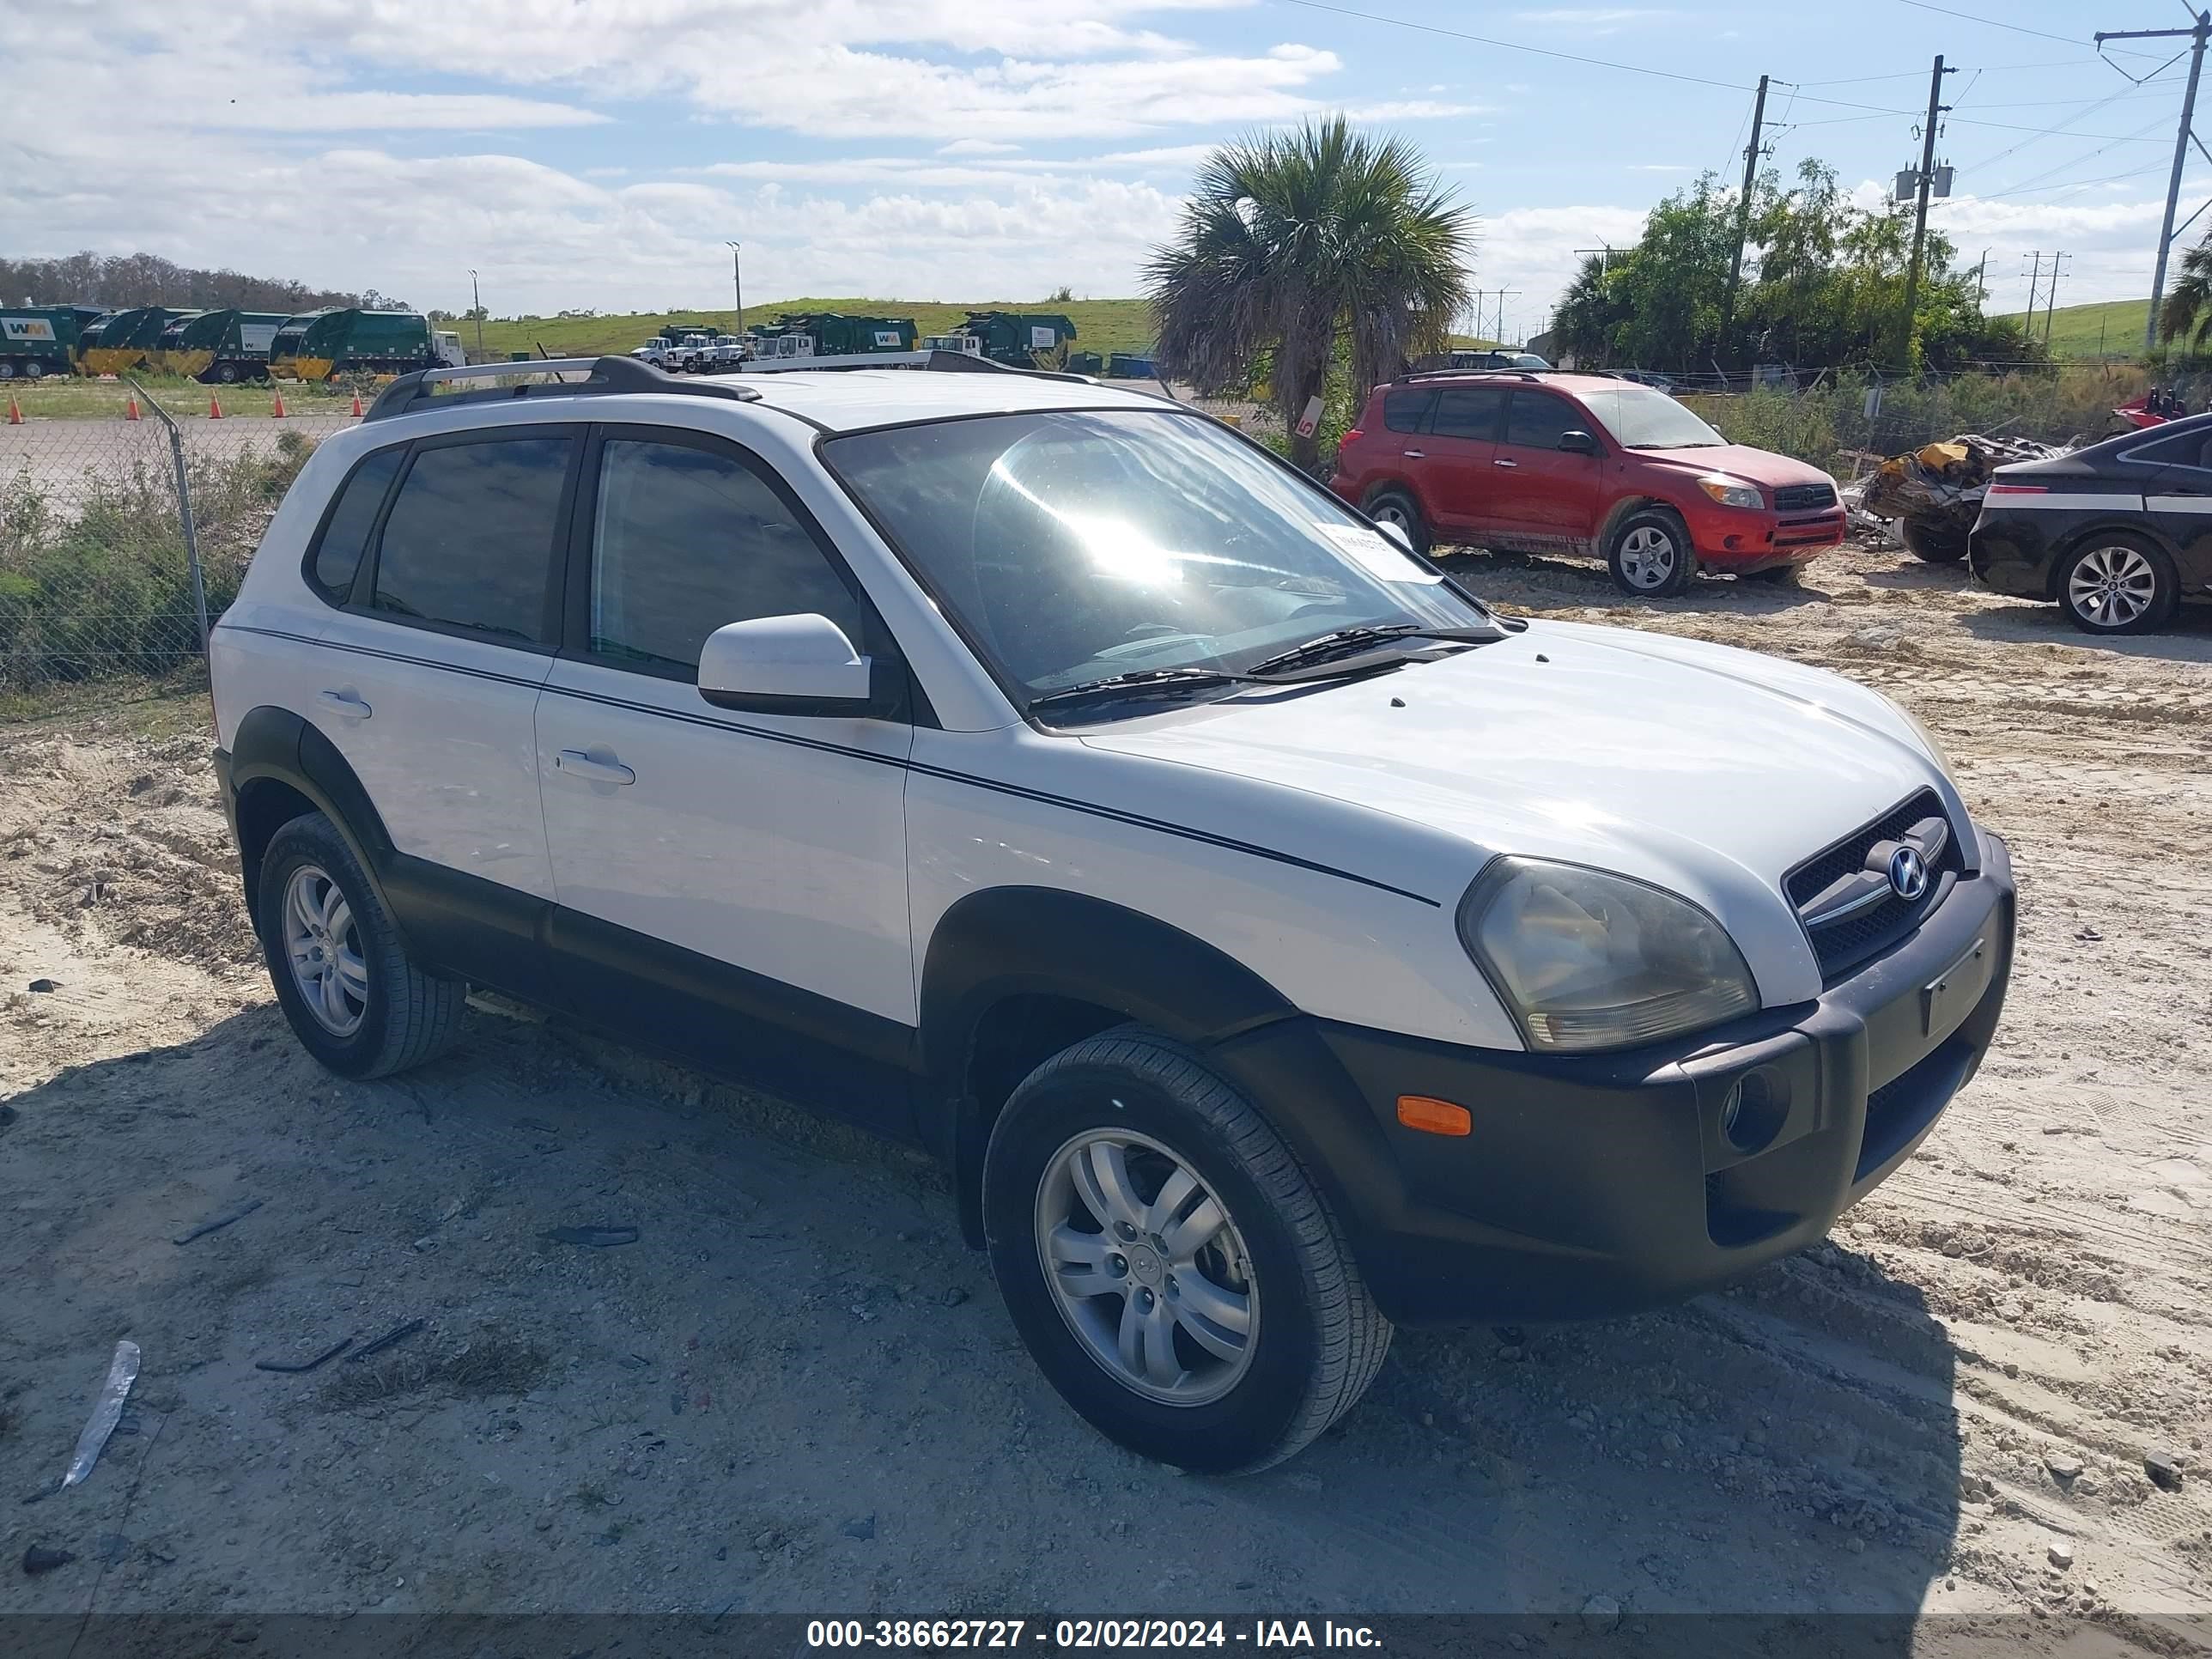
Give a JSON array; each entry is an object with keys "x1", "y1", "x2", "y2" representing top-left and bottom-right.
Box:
[
  {"x1": 1035, "y1": 1128, "x2": 1259, "y2": 1406},
  {"x1": 1617, "y1": 524, "x2": 1678, "y2": 589},
  {"x1": 2067, "y1": 542, "x2": 2159, "y2": 629},
  {"x1": 283, "y1": 863, "x2": 368, "y2": 1036}
]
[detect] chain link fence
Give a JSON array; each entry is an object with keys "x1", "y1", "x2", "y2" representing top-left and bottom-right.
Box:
[{"x1": 0, "y1": 380, "x2": 353, "y2": 721}]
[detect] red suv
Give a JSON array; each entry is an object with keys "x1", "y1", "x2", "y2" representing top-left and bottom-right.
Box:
[{"x1": 1329, "y1": 372, "x2": 1846, "y2": 595}]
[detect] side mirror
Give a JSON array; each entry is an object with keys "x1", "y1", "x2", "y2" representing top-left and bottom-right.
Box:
[
  {"x1": 1376, "y1": 519, "x2": 1415, "y2": 554},
  {"x1": 697, "y1": 614, "x2": 884, "y2": 716},
  {"x1": 1558, "y1": 429, "x2": 1600, "y2": 455}
]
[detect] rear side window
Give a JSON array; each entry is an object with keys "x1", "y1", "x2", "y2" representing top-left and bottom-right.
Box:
[
  {"x1": 2125, "y1": 429, "x2": 2212, "y2": 472},
  {"x1": 1431, "y1": 386, "x2": 1505, "y2": 440},
  {"x1": 1503, "y1": 392, "x2": 1583, "y2": 450},
  {"x1": 307, "y1": 447, "x2": 404, "y2": 603},
  {"x1": 371, "y1": 437, "x2": 570, "y2": 646},
  {"x1": 1382, "y1": 390, "x2": 1433, "y2": 434},
  {"x1": 585, "y1": 437, "x2": 863, "y2": 675}
]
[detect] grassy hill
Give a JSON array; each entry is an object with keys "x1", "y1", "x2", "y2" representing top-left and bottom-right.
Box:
[
  {"x1": 453, "y1": 298, "x2": 1158, "y2": 361},
  {"x1": 1999, "y1": 296, "x2": 2148, "y2": 362}
]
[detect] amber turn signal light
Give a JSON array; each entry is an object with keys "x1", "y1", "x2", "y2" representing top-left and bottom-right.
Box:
[{"x1": 1395, "y1": 1095, "x2": 1472, "y2": 1137}]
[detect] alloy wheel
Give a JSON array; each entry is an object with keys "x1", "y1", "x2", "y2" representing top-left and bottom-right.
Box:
[
  {"x1": 283, "y1": 863, "x2": 368, "y2": 1036},
  {"x1": 1619, "y1": 525, "x2": 1677, "y2": 589},
  {"x1": 1034, "y1": 1128, "x2": 1258, "y2": 1406},
  {"x1": 2068, "y1": 544, "x2": 2158, "y2": 629}
]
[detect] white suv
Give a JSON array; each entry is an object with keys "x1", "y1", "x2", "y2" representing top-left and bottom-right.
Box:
[{"x1": 211, "y1": 355, "x2": 2015, "y2": 1472}]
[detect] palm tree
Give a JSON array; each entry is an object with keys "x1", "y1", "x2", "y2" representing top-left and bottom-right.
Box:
[
  {"x1": 2161, "y1": 229, "x2": 2212, "y2": 353},
  {"x1": 1146, "y1": 118, "x2": 1474, "y2": 468}
]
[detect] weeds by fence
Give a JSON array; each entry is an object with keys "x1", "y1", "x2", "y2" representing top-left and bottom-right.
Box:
[{"x1": 0, "y1": 385, "x2": 325, "y2": 720}]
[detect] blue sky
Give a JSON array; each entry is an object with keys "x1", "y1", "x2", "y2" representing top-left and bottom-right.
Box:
[{"x1": 2, "y1": 1, "x2": 2194, "y2": 337}]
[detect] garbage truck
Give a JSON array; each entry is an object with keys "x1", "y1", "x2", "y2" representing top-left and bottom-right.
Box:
[
  {"x1": 750, "y1": 313, "x2": 917, "y2": 358},
  {"x1": 80, "y1": 307, "x2": 198, "y2": 377},
  {"x1": 269, "y1": 309, "x2": 463, "y2": 380},
  {"x1": 0, "y1": 307, "x2": 93, "y2": 380},
  {"x1": 155, "y1": 309, "x2": 291, "y2": 382},
  {"x1": 960, "y1": 310, "x2": 1077, "y2": 366}
]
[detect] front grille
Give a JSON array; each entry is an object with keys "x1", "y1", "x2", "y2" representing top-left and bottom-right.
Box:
[
  {"x1": 1772, "y1": 481, "x2": 1839, "y2": 513},
  {"x1": 1785, "y1": 788, "x2": 1960, "y2": 978}
]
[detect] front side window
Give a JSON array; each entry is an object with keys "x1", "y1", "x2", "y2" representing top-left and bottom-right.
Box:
[
  {"x1": 1502, "y1": 392, "x2": 1585, "y2": 451},
  {"x1": 371, "y1": 436, "x2": 569, "y2": 644},
  {"x1": 586, "y1": 438, "x2": 863, "y2": 675},
  {"x1": 823, "y1": 410, "x2": 1492, "y2": 712}
]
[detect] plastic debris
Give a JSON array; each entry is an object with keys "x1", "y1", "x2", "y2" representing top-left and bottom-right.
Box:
[
  {"x1": 173, "y1": 1197, "x2": 263, "y2": 1246},
  {"x1": 60, "y1": 1340, "x2": 141, "y2": 1490},
  {"x1": 253, "y1": 1336, "x2": 353, "y2": 1374},
  {"x1": 348, "y1": 1319, "x2": 426, "y2": 1363}
]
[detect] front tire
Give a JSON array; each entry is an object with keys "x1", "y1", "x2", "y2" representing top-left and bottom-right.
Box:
[
  {"x1": 1607, "y1": 507, "x2": 1695, "y2": 596},
  {"x1": 2058, "y1": 535, "x2": 2179, "y2": 635},
  {"x1": 1899, "y1": 519, "x2": 1969, "y2": 562},
  {"x1": 1362, "y1": 486, "x2": 1431, "y2": 556},
  {"x1": 256, "y1": 812, "x2": 465, "y2": 1079},
  {"x1": 983, "y1": 1028, "x2": 1390, "y2": 1473}
]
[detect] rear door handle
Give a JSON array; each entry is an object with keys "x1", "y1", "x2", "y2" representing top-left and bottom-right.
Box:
[
  {"x1": 317, "y1": 689, "x2": 371, "y2": 720},
  {"x1": 555, "y1": 750, "x2": 635, "y2": 787},
  {"x1": 1493, "y1": 458, "x2": 1518, "y2": 469},
  {"x1": 1401, "y1": 448, "x2": 1425, "y2": 458}
]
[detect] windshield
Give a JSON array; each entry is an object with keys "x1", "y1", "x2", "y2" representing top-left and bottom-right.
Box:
[
  {"x1": 823, "y1": 410, "x2": 1491, "y2": 714},
  {"x1": 1577, "y1": 387, "x2": 1725, "y2": 449}
]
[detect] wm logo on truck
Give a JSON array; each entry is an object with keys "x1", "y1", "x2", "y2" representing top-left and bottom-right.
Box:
[{"x1": 3, "y1": 319, "x2": 58, "y2": 343}]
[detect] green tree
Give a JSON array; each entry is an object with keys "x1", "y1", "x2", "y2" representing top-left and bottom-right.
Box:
[
  {"x1": 1146, "y1": 117, "x2": 1474, "y2": 466},
  {"x1": 2160, "y1": 229, "x2": 2212, "y2": 353}
]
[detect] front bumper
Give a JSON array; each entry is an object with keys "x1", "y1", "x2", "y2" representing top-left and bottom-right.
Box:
[
  {"x1": 1688, "y1": 503, "x2": 1847, "y2": 570},
  {"x1": 1209, "y1": 831, "x2": 2014, "y2": 1325}
]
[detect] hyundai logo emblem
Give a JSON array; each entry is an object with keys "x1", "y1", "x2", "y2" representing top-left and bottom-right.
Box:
[{"x1": 1887, "y1": 845, "x2": 1929, "y2": 902}]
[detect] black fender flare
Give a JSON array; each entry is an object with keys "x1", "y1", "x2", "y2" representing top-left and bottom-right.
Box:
[
  {"x1": 917, "y1": 887, "x2": 1401, "y2": 1253},
  {"x1": 227, "y1": 705, "x2": 398, "y2": 927}
]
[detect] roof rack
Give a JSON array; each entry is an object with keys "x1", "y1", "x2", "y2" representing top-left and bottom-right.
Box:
[
  {"x1": 362, "y1": 355, "x2": 763, "y2": 422},
  {"x1": 1394, "y1": 368, "x2": 1547, "y2": 385}
]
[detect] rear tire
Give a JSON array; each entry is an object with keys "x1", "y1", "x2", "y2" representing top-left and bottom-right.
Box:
[
  {"x1": 1362, "y1": 487, "x2": 1431, "y2": 556},
  {"x1": 213, "y1": 362, "x2": 239, "y2": 385},
  {"x1": 983, "y1": 1027, "x2": 1390, "y2": 1473},
  {"x1": 22, "y1": 360, "x2": 44, "y2": 381},
  {"x1": 1607, "y1": 507, "x2": 1695, "y2": 597},
  {"x1": 2057, "y1": 534, "x2": 2179, "y2": 635},
  {"x1": 0, "y1": 362, "x2": 15, "y2": 381},
  {"x1": 256, "y1": 811, "x2": 466, "y2": 1079},
  {"x1": 1899, "y1": 519, "x2": 1969, "y2": 562}
]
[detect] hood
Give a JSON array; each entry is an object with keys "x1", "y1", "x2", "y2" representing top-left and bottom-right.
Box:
[
  {"x1": 1634, "y1": 443, "x2": 1834, "y2": 490},
  {"x1": 1081, "y1": 619, "x2": 1968, "y2": 1002}
]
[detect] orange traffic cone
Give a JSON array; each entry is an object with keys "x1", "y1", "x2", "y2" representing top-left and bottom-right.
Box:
[
  {"x1": 349, "y1": 389, "x2": 364, "y2": 417},
  {"x1": 208, "y1": 393, "x2": 223, "y2": 420},
  {"x1": 125, "y1": 393, "x2": 141, "y2": 421},
  {"x1": 270, "y1": 387, "x2": 287, "y2": 418},
  {"x1": 6, "y1": 394, "x2": 20, "y2": 426}
]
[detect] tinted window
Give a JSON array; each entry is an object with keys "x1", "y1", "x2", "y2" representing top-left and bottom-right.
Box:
[
  {"x1": 309, "y1": 447, "x2": 404, "y2": 602},
  {"x1": 1503, "y1": 392, "x2": 1584, "y2": 451},
  {"x1": 371, "y1": 437, "x2": 568, "y2": 644},
  {"x1": 1382, "y1": 389, "x2": 1433, "y2": 434},
  {"x1": 1431, "y1": 386, "x2": 1505, "y2": 440},
  {"x1": 2126, "y1": 429, "x2": 2212, "y2": 471},
  {"x1": 587, "y1": 438, "x2": 862, "y2": 675}
]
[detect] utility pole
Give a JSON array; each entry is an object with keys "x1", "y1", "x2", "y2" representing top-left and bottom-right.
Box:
[
  {"x1": 2021, "y1": 251, "x2": 2043, "y2": 326},
  {"x1": 468, "y1": 268, "x2": 484, "y2": 362},
  {"x1": 1720, "y1": 74, "x2": 1771, "y2": 357},
  {"x1": 724, "y1": 241, "x2": 744, "y2": 333},
  {"x1": 1493, "y1": 289, "x2": 1519, "y2": 345},
  {"x1": 1899, "y1": 54, "x2": 1954, "y2": 367},
  {"x1": 2043, "y1": 252, "x2": 2069, "y2": 345},
  {"x1": 1973, "y1": 246, "x2": 1990, "y2": 308},
  {"x1": 2097, "y1": 13, "x2": 2209, "y2": 350}
]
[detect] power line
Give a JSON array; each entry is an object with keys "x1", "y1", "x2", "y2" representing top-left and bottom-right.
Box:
[{"x1": 1893, "y1": 0, "x2": 2160, "y2": 58}]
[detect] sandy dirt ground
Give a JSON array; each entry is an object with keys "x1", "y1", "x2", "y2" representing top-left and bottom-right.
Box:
[{"x1": 1, "y1": 538, "x2": 2209, "y2": 1647}]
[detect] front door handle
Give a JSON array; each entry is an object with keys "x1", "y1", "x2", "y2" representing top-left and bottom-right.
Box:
[
  {"x1": 1493, "y1": 458, "x2": 1518, "y2": 469},
  {"x1": 555, "y1": 749, "x2": 635, "y2": 787},
  {"x1": 1401, "y1": 448, "x2": 1425, "y2": 458},
  {"x1": 317, "y1": 689, "x2": 371, "y2": 720}
]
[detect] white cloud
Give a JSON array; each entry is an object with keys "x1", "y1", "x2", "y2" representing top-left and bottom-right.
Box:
[
  {"x1": 1338, "y1": 100, "x2": 1482, "y2": 122},
  {"x1": 192, "y1": 91, "x2": 605, "y2": 131},
  {"x1": 939, "y1": 139, "x2": 1024, "y2": 155}
]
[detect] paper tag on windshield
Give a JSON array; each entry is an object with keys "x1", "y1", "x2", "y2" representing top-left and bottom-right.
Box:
[{"x1": 1315, "y1": 522, "x2": 1441, "y2": 583}]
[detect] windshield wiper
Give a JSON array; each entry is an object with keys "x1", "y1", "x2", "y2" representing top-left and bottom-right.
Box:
[
  {"x1": 1026, "y1": 666, "x2": 1257, "y2": 716},
  {"x1": 1243, "y1": 623, "x2": 1498, "y2": 678}
]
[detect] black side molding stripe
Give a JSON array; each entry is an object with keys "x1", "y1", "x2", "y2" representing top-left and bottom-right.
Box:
[{"x1": 220, "y1": 623, "x2": 1440, "y2": 908}]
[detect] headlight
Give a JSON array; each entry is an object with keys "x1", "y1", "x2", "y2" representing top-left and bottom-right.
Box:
[
  {"x1": 1696, "y1": 475, "x2": 1765, "y2": 509},
  {"x1": 1458, "y1": 859, "x2": 1758, "y2": 1052}
]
